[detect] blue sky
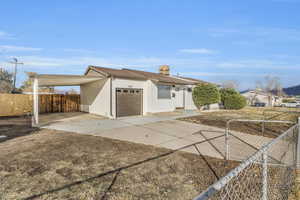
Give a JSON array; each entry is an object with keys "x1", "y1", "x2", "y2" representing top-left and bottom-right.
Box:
[{"x1": 0, "y1": 0, "x2": 299, "y2": 90}]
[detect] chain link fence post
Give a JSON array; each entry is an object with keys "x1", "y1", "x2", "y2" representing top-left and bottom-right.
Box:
[
  {"x1": 262, "y1": 149, "x2": 268, "y2": 200},
  {"x1": 262, "y1": 110, "x2": 265, "y2": 136},
  {"x1": 225, "y1": 123, "x2": 229, "y2": 160}
]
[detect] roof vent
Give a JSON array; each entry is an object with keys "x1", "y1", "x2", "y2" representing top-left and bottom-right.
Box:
[{"x1": 159, "y1": 65, "x2": 170, "y2": 76}]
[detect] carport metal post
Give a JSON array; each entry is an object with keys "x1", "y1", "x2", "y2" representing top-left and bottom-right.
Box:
[
  {"x1": 296, "y1": 117, "x2": 300, "y2": 198},
  {"x1": 32, "y1": 77, "x2": 39, "y2": 126},
  {"x1": 297, "y1": 117, "x2": 300, "y2": 169}
]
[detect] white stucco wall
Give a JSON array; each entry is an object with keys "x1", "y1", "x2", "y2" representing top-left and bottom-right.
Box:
[
  {"x1": 81, "y1": 75, "x2": 199, "y2": 118},
  {"x1": 80, "y1": 78, "x2": 111, "y2": 117},
  {"x1": 146, "y1": 82, "x2": 199, "y2": 113},
  {"x1": 146, "y1": 81, "x2": 176, "y2": 113}
]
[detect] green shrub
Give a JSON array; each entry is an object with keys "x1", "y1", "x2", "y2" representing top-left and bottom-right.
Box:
[
  {"x1": 220, "y1": 88, "x2": 238, "y2": 105},
  {"x1": 223, "y1": 94, "x2": 247, "y2": 110},
  {"x1": 192, "y1": 83, "x2": 220, "y2": 108}
]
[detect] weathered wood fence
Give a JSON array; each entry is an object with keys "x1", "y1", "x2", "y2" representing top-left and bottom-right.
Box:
[
  {"x1": 0, "y1": 94, "x2": 81, "y2": 116},
  {"x1": 39, "y1": 94, "x2": 80, "y2": 113}
]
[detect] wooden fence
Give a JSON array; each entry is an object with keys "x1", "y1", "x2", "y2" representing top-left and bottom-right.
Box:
[
  {"x1": 0, "y1": 94, "x2": 33, "y2": 117},
  {"x1": 0, "y1": 94, "x2": 80, "y2": 116},
  {"x1": 39, "y1": 94, "x2": 80, "y2": 113}
]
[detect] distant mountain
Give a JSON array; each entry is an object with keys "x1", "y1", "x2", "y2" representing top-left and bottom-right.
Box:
[{"x1": 283, "y1": 85, "x2": 300, "y2": 96}]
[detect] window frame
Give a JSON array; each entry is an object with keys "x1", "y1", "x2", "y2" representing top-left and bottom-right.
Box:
[{"x1": 157, "y1": 84, "x2": 171, "y2": 99}]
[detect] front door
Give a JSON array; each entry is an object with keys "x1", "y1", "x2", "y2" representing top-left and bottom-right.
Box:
[{"x1": 174, "y1": 87, "x2": 184, "y2": 108}]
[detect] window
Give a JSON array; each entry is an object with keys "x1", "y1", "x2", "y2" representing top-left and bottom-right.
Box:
[
  {"x1": 187, "y1": 88, "x2": 192, "y2": 92},
  {"x1": 157, "y1": 85, "x2": 171, "y2": 99}
]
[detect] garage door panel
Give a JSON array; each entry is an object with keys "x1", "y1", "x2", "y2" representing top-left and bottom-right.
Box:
[{"x1": 116, "y1": 88, "x2": 143, "y2": 117}]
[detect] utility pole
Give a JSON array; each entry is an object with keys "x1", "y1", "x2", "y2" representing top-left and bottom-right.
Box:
[{"x1": 9, "y1": 58, "x2": 23, "y2": 93}]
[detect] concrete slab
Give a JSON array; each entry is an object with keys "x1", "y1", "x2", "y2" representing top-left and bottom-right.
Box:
[
  {"x1": 141, "y1": 120, "x2": 202, "y2": 138},
  {"x1": 43, "y1": 112, "x2": 275, "y2": 162},
  {"x1": 92, "y1": 125, "x2": 177, "y2": 146},
  {"x1": 157, "y1": 137, "x2": 200, "y2": 150},
  {"x1": 43, "y1": 112, "x2": 202, "y2": 133},
  {"x1": 43, "y1": 119, "x2": 130, "y2": 134}
]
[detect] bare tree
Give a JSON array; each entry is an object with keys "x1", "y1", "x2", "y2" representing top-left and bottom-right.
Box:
[
  {"x1": 66, "y1": 88, "x2": 78, "y2": 95},
  {"x1": 261, "y1": 75, "x2": 283, "y2": 95},
  {"x1": 20, "y1": 76, "x2": 54, "y2": 94},
  {"x1": 255, "y1": 75, "x2": 283, "y2": 106},
  {"x1": 0, "y1": 68, "x2": 13, "y2": 93},
  {"x1": 221, "y1": 80, "x2": 239, "y2": 90}
]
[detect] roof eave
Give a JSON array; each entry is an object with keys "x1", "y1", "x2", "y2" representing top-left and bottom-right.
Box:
[{"x1": 85, "y1": 66, "x2": 110, "y2": 77}]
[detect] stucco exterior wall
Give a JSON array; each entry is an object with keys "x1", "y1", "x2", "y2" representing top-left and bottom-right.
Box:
[
  {"x1": 146, "y1": 81, "x2": 176, "y2": 113},
  {"x1": 80, "y1": 78, "x2": 111, "y2": 117},
  {"x1": 81, "y1": 75, "x2": 199, "y2": 118}
]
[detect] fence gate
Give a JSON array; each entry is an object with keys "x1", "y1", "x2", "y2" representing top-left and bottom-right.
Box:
[{"x1": 39, "y1": 94, "x2": 80, "y2": 113}]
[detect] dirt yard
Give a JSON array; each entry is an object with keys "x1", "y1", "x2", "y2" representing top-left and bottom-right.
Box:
[
  {"x1": 0, "y1": 112, "x2": 90, "y2": 143},
  {"x1": 0, "y1": 115, "x2": 38, "y2": 142},
  {"x1": 0, "y1": 129, "x2": 239, "y2": 200},
  {"x1": 180, "y1": 107, "x2": 300, "y2": 138}
]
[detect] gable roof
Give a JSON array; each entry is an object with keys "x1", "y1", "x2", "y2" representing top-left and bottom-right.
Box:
[
  {"x1": 86, "y1": 66, "x2": 147, "y2": 80},
  {"x1": 176, "y1": 76, "x2": 211, "y2": 84},
  {"x1": 122, "y1": 68, "x2": 193, "y2": 85},
  {"x1": 86, "y1": 66, "x2": 207, "y2": 85}
]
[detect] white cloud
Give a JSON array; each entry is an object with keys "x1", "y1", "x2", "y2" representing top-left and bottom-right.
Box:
[
  {"x1": 178, "y1": 48, "x2": 216, "y2": 54},
  {"x1": 0, "y1": 45, "x2": 42, "y2": 52},
  {"x1": 208, "y1": 28, "x2": 242, "y2": 37},
  {"x1": 180, "y1": 72, "x2": 265, "y2": 77},
  {"x1": 180, "y1": 72, "x2": 296, "y2": 78},
  {"x1": 0, "y1": 31, "x2": 14, "y2": 40},
  {"x1": 16, "y1": 55, "x2": 181, "y2": 69},
  {"x1": 8, "y1": 55, "x2": 298, "y2": 73},
  {"x1": 63, "y1": 48, "x2": 96, "y2": 54},
  {"x1": 208, "y1": 27, "x2": 300, "y2": 41},
  {"x1": 17, "y1": 56, "x2": 114, "y2": 67},
  {"x1": 215, "y1": 59, "x2": 300, "y2": 70}
]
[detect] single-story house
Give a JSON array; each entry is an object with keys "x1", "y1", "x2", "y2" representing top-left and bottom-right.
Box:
[
  {"x1": 30, "y1": 65, "x2": 212, "y2": 125},
  {"x1": 241, "y1": 90, "x2": 282, "y2": 107}
]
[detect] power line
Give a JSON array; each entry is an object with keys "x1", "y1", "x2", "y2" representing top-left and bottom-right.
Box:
[{"x1": 9, "y1": 57, "x2": 23, "y2": 92}]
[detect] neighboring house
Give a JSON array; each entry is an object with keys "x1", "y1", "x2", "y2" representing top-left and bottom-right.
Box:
[
  {"x1": 241, "y1": 90, "x2": 282, "y2": 107},
  {"x1": 80, "y1": 65, "x2": 207, "y2": 118}
]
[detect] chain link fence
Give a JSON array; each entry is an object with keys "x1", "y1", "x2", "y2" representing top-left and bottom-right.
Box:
[{"x1": 194, "y1": 124, "x2": 299, "y2": 200}]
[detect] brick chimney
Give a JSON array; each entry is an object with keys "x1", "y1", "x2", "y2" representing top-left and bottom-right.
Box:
[{"x1": 159, "y1": 65, "x2": 170, "y2": 76}]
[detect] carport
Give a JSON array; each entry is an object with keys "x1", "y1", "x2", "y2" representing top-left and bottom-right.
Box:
[{"x1": 28, "y1": 73, "x2": 103, "y2": 126}]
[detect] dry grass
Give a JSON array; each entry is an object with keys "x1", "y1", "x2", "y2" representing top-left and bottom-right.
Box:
[
  {"x1": 0, "y1": 129, "x2": 239, "y2": 200},
  {"x1": 180, "y1": 107, "x2": 300, "y2": 138}
]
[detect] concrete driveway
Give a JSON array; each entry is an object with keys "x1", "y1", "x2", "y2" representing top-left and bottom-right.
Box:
[{"x1": 43, "y1": 112, "x2": 274, "y2": 161}]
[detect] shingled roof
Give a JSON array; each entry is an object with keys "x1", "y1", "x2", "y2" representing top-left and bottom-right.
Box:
[{"x1": 86, "y1": 66, "x2": 207, "y2": 85}]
